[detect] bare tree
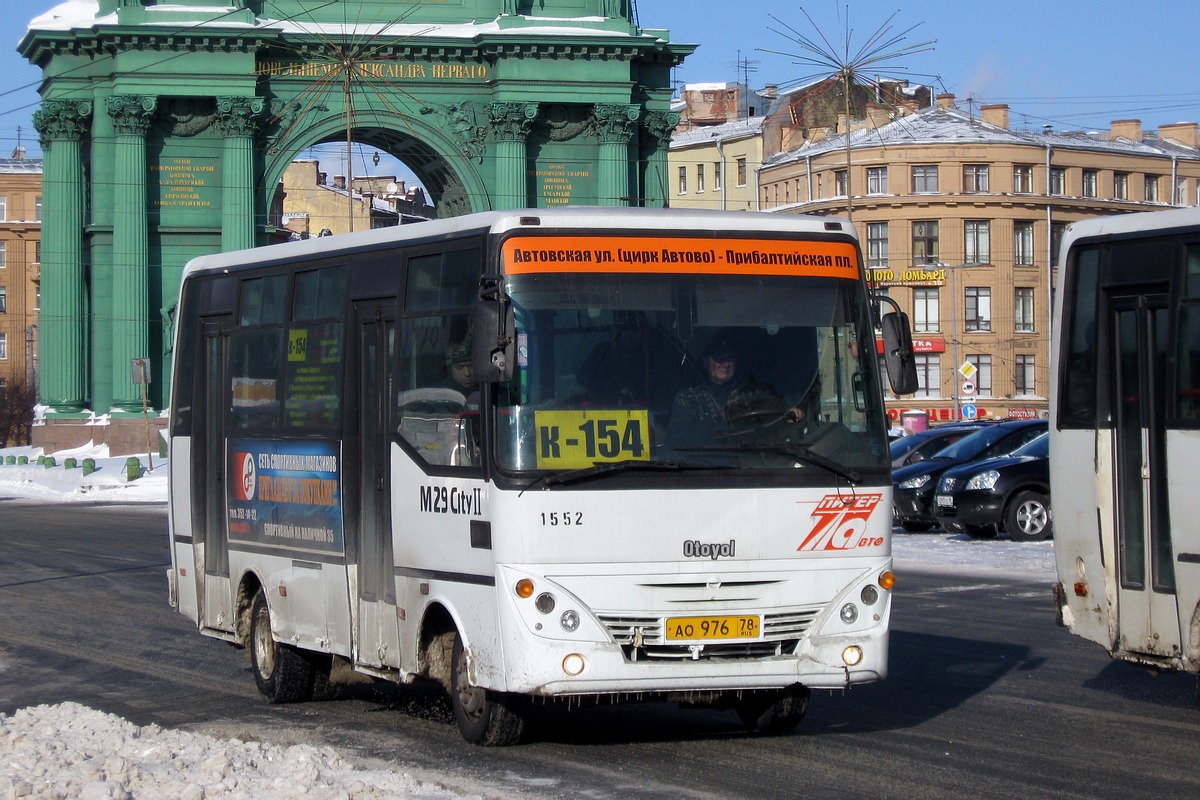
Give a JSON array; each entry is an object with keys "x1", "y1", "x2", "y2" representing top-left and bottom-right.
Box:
[{"x1": 0, "y1": 378, "x2": 36, "y2": 447}]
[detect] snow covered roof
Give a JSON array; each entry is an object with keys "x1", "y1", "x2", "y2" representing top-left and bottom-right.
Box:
[
  {"x1": 0, "y1": 157, "x2": 43, "y2": 174},
  {"x1": 26, "y1": 0, "x2": 663, "y2": 40},
  {"x1": 764, "y1": 105, "x2": 1200, "y2": 167},
  {"x1": 671, "y1": 116, "x2": 765, "y2": 148}
]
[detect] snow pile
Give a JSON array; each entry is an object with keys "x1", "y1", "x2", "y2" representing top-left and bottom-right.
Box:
[
  {"x1": 0, "y1": 702, "x2": 474, "y2": 800},
  {"x1": 0, "y1": 444, "x2": 167, "y2": 504}
]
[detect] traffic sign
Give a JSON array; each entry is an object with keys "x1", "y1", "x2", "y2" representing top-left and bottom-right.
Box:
[
  {"x1": 961, "y1": 380, "x2": 975, "y2": 396},
  {"x1": 961, "y1": 403, "x2": 978, "y2": 420},
  {"x1": 959, "y1": 361, "x2": 977, "y2": 380}
]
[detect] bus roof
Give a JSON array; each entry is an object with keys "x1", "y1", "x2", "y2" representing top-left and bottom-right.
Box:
[
  {"x1": 181, "y1": 207, "x2": 857, "y2": 278},
  {"x1": 1062, "y1": 206, "x2": 1200, "y2": 250}
]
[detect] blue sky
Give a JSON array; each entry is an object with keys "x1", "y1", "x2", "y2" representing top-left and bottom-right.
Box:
[{"x1": 3, "y1": 0, "x2": 1200, "y2": 164}]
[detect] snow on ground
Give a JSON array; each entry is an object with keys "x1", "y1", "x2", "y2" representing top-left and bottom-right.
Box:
[{"x1": 0, "y1": 443, "x2": 1056, "y2": 798}]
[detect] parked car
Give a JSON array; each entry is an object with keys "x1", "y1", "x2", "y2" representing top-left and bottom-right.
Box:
[
  {"x1": 891, "y1": 418, "x2": 1048, "y2": 532},
  {"x1": 889, "y1": 422, "x2": 989, "y2": 469},
  {"x1": 932, "y1": 432, "x2": 1051, "y2": 542}
]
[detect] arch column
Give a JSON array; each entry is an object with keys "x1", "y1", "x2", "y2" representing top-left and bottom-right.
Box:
[
  {"x1": 489, "y1": 102, "x2": 538, "y2": 210},
  {"x1": 641, "y1": 110, "x2": 679, "y2": 209},
  {"x1": 106, "y1": 94, "x2": 157, "y2": 412},
  {"x1": 594, "y1": 104, "x2": 640, "y2": 206},
  {"x1": 216, "y1": 97, "x2": 265, "y2": 252},
  {"x1": 32, "y1": 100, "x2": 93, "y2": 412}
]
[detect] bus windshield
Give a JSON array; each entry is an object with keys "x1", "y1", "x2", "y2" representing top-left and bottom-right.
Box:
[{"x1": 493, "y1": 270, "x2": 888, "y2": 475}]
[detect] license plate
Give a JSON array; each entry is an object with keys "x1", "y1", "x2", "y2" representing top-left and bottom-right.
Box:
[
  {"x1": 665, "y1": 615, "x2": 761, "y2": 641},
  {"x1": 936, "y1": 495, "x2": 954, "y2": 508}
]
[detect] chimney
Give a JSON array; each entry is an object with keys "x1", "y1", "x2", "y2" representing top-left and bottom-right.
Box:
[
  {"x1": 865, "y1": 103, "x2": 891, "y2": 130},
  {"x1": 334, "y1": 175, "x2": 346, "y2": 190},
  {"x1": 936, "y1": 92, "x2": 956, "y2": 110},
  {"x1": 317, "y1": 171, "x2": 327, "y2": 186},
  {"x1": 1110, "y1": 119, "x2": 1143, "y2": 141},
  {"x1": 761, "y1": 84, "x2": 778, "y2": 99},
  {"x1": 980, "y1": 104, "x2": 1009, "y2": 130},
  {"x1": 1159, "y1": 122, "x2": 1199, "y2": 149}
]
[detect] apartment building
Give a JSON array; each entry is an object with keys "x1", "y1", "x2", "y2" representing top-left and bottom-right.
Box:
[
  {"x1": 0, "y1": 152, "x2": 42, "y2": 410},
  {"x1": 759, "y1": 94, "x2": 1200, "y2": 425}
]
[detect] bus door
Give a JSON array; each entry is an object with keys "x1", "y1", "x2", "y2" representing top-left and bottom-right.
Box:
[
  {"x1": 197, "y1": 317, "x2": 235, "y2": 634},
  {"x1": 1109, "y1": 290, "x2": 1180, "y2": 658},
  {"x1": 352, "y1": 301, "x2": 400, "y2": 669}
]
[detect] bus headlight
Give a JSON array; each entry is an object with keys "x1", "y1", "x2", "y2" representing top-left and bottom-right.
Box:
[
  {"x1": 535, "y1": 593, "x2": 556, "y2": 614},
  {"x1": 839, "y1": 603, "x2": 859, "y2": 624},
  {"x1": 860, "y1": 585, "x2": 879, "y2": 606},
  {"x1": 560, "y1": 609, "x2": 580, "y2": 632}
]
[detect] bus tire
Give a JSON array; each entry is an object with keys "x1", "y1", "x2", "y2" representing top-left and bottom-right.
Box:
[
  {"x1": 451, "y1": 633, "x2": 525, "y2": 746},
  {"x1": 250, "y1": 589, "x2": 314, "y2": 704},
  {"x1": 1004, "y1": 491, "x2": 1052, "y2": 542},
  {"x1": 735, "y1": 685, "x2": 810, "y2": 735}
]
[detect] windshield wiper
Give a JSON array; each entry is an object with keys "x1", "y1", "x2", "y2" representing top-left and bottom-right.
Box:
[
  {"x1": 536, "y1": 459, "x2": 726, "y2": 489},
  {"x1": 676, "y1": 443, "x2": 863, "y2": 484}
]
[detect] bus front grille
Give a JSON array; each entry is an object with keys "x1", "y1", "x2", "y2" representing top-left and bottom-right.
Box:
[{"x1": 596, "y1": 610, "x2": 818, "y2": 662}]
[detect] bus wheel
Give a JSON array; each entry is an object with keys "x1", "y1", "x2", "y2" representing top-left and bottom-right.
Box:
[
  {"x1": 1005, "y1": 491, "x2": 1052, "y2": 542},
  {"x1": 450, "y1": 633, "x2": 525, "y2": 746},
  {"x1": 250, "y1": 589, "x2": 314, "y2": 704},
  {"x1": 735, "y1": 685, "x2": 810, "y2": 735}
]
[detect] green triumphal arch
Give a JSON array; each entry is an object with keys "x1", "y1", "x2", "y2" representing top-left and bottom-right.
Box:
[{"x1": 20, "y1": 0, "x2": 692, "y2": 452}]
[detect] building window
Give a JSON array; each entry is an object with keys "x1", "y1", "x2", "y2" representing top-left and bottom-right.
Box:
[
  {"x1": 967, "y1": 354, "x2": 993, "y2": 396},
  {"x1": 0, "y1": 333, "x2": 6, "y2": 360},
  {"x1": 736, "y1": 158, "x2": 747, "y2": 187},
  {"x1": 1013, "y1": 165, "x2": 1034, "y2": 193},
  {"x1": 866, "y1": 222, "x2": 889, "y2": 268},
  {"x1": 1050, "y1": 222, "x2": 1067, "y2": 267},
  {"x1": 35, "y1": 196, "x2": 42, "y2": 221},
  {"x1": 867, "y1": 167, "x2": 888, "y2": 195},
  {"x1": 1176, "y1": 177, "x2": 1188, "y2": 206},
  {"x1": 912, "y1": 220, "x2": 939, "y2": 265},
  {"x1": 0, "y1": 196, "x2": 6, "y2": 221},
  {"x1": 1015, "y1": 287, "x2": 1035, "y2": 333},
  {"x1": 1082, "y1": 169, "x2": 1098, "y2": 198},
  {"x1": 1049, "y1": 167, "x2": 1066, "y2": 195},
  {"x1": 1014, "y1": 221, "x2": 1035, "y2": 266},
  {"x1": 713, "y1": 162, "x2": 722, "y2": 190},
  {"x1": 963, "y1": 164, "x2": 989, "y2": 193},
  {"x1": 1015, "y1": 354, "x2": 1036, "y2": 396},
  {"x1": 0, "y1": 286, "x2": 5, "y2": 313},
  {"x1": 34, "y1": 241, "x2": 40, "y2": 264},
  {"x1": 1145, "y1": 175, "x2": 1159, "y2": 202},
  {"x1": 913, "y1": 287, "x2": 939, "y2": 333},
  {"x1": 1114, "y1": 172, "x2": 1129, "y2": 200},
  {"x1": 912, "y1": 165, "x2": 938, "y2": 193},
  {"x1": 696, "y1": 164, "x2": 705, "y2": 193},
  {"x1": 834, "y1": 169, "x2": 848, "y2": 197},
  {"x1": 677, "y1": 166, "x2": 687, "y2": 195},
  {"x1": 913, "y1": 354, "x2": 940, "y2": 398},
  {"x1": 965, "y1": 220, "x2": 991, "y2": 264},
  {"x1": 0, "y1": 242, "x2": 5, "y2": 268},
  {"x1": 965, "y1": 287, "x2": 991, "y2": 332}
]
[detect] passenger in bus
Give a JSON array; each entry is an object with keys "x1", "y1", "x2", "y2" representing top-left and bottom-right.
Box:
[{"x1": 667, "y1": 336, "x2": 791, "y2": 448}]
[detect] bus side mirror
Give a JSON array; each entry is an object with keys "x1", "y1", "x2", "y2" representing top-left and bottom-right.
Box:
[
  {"x1": 473, "y1": 276, "x2": 515, "y2": 383},
  {"x1": 881, "y1": 311, "x2": 919, "y2": 395}
]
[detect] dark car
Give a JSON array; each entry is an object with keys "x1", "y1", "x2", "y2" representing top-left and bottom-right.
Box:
[
  {"x1": 932, "y1": 432, "x2": 1051, "y2": 542},
  {"x1": 891, "y1": 418, "x2": 1048, "y2": 532},
  {"x1": 889, "y1": 422, "x2": 989, "y2": 469}
]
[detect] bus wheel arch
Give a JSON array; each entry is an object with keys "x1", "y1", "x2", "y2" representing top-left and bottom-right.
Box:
[
  {"x1": 234, "y1": 572, "x2": 265, "y2": 647},
  {"x1": 1186, "y1": 600, "x2": 1200, "y2": 669},
  {"x1": 418, "y1": 603, "x2": 457, "y2": 692}
]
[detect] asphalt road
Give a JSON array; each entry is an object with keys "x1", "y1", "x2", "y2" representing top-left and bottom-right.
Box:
[{"x1": 1, "y1": 499, "x2": 1198, "y2": 799}]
